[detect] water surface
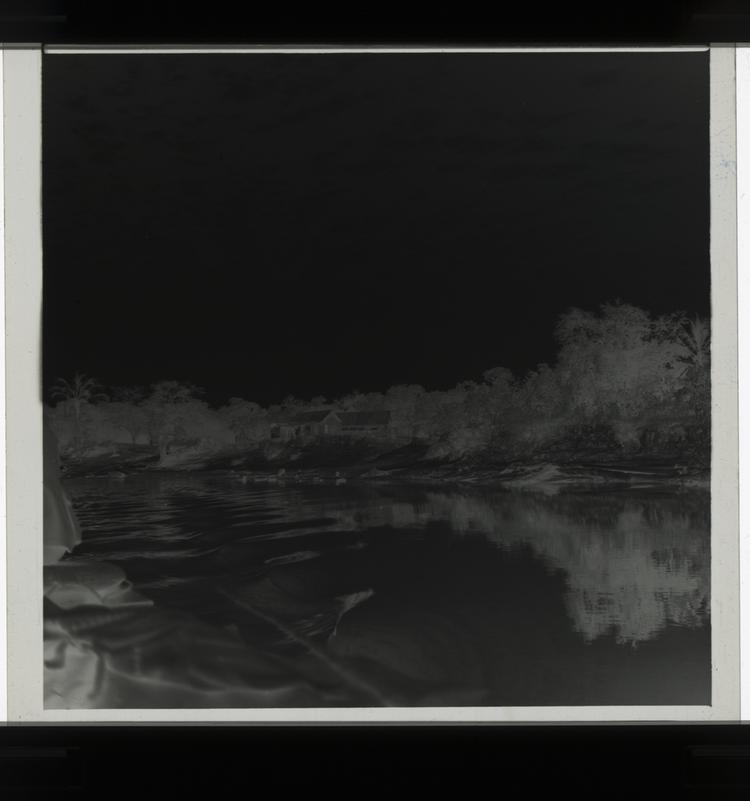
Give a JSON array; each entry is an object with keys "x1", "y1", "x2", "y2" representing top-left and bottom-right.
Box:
[{"x1": 58, "y1": 474, "x2": 710, "y2": 707}]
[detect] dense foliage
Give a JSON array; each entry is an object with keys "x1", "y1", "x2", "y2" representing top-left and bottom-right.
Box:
[{"x1": 46, "y1": 303, "x2": 710, "y2": 465}]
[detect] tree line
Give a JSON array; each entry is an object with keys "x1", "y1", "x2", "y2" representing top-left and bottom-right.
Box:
[{"x1": 45, "y1": 302, "x2": 710, "y2": 463}]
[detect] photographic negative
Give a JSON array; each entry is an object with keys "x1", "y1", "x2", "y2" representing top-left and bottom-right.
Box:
[{"x1": 5, "y1": 46, "x2": 740, "y2": 719}]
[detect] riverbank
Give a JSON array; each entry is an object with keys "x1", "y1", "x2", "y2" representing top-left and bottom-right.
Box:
[
  {"x1": 59, "y1": 439, "x2": 709, "y2": 493},
  {"x1": 223, "y1": 462, "x2": 708, "y2": 493}
]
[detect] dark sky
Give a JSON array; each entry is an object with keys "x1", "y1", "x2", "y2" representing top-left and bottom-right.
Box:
[{"x1": 42, "y1": 52, "x2": 710, "y2": 407}]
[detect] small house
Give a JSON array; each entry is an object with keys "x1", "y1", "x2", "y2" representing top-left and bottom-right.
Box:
[{"x1": 270, "y1": 408, "x2": 391, "y2": 441}]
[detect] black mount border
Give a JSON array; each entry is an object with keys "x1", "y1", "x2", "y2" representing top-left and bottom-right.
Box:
[{"x1": 2, "y1": 1, "x2": 750, "y2": 46}]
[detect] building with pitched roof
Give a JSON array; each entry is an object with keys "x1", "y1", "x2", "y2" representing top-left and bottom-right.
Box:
[{"x1": 270, "y1": 409, "x2": 392, "y2": 441}]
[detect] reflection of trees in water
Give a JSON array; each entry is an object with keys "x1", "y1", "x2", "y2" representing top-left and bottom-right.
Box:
[
  {"x1": 62, "y1": 477, "x2": 711, "y2": 705},
  {"x1": 67, "y1": 477, "x2": 709, "y2": 648},
  {"x1": 307, "y1": 487, "x2": 709, "y2": 646},
  {"x1": 472, "y1": 493, "x2": 709, "y2": 646}
]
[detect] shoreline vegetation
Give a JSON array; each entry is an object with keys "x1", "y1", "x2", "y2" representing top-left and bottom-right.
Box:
[
  {"x1": 57, "y1": 443, "x2": 710, "y2": 494},
  {"x1": 47, "y1": 302, "x2": 711, "y2": 493}
]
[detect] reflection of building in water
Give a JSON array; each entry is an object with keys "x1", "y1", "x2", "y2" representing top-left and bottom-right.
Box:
[{"x1": 310, "y1": 489, "x2": 709, "y2": 645}]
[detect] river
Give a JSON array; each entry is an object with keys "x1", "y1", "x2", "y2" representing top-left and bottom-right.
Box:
[{"x1": 54, "y1": 473, "x2": 710, "y2": 707}]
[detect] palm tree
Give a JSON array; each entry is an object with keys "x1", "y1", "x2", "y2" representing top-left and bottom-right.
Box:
[
  {"x1": 675, "y1": 316, "x2": 710, "y2": 373},
  {"x1": 50, "y1": 372, "x2": 108, "y2": 446}
]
